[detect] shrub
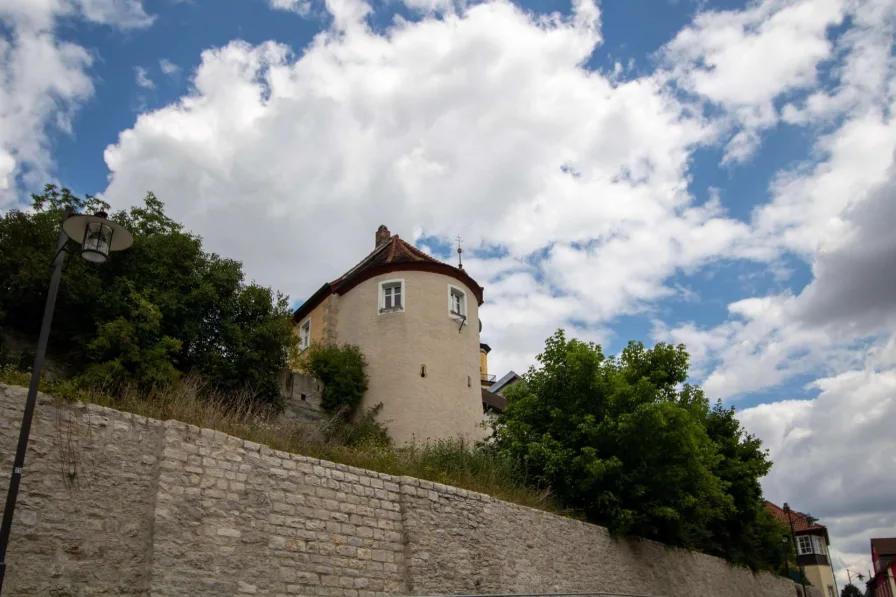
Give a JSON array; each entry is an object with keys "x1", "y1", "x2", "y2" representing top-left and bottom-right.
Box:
[{"x1": 299, "y1": 343, "x2": 369, "y2": 417}]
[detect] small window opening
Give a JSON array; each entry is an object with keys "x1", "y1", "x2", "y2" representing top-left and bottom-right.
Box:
[
  {"x1": 450, "y1": 287, "x2": 466, "y2": 316},
  {"x1": 383, "y1": 282, "x2": 402, "y2": 309}
]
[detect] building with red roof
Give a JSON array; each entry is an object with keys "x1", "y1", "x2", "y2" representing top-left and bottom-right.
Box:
[
  {"x1": 291, "y1": 225, "x2": 489, "y2": 443},
  {"x1": 867, "y1": 538, "x2": 896, "y2": 597},
  {"x1": 766, "y1": 501, "x2": 838, "y2": 597}
]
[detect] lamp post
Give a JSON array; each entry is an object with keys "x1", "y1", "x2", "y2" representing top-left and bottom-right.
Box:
[
  {"x1": 784, "y1": 502, "x2": 810, "y2": 597},
  {"x1": 0, "y1": 208, "x2": 132, "y2": 592}
]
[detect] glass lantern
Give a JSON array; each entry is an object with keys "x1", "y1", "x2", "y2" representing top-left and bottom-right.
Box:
[
  {"x1": 81, "y1": 220, "x2": 114, "y2": 263},
  {"x1": 62, "y1": 210, "x2": 133, "y2": 263}
]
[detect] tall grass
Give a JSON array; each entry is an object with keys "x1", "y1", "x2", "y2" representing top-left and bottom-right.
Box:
[{"x1": 0, "y1": 365, "x2": 557, "y2": 512}]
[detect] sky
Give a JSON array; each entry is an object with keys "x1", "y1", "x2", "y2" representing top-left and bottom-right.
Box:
[{"x1": 1, "y1": 0, "x2": 895, "y2": 587}]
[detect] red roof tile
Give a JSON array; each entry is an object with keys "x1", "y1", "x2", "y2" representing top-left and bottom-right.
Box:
[
  {"x1": 293, "y1": 229, "x2": 484, "y2": 323},
  {"x1": 765, "y1": 501, "x2": 827, "y2": 533}
]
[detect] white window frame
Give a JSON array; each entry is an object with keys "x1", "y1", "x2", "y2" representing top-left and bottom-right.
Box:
[
  {"x1": 298, "y1": 318, "x2": 311, "y2": 350},
  {"x1": 378, "y1": 279, "x2": 405, "y2": 314},
  {"x1": 826, "y1": 586, "x2": 836, "y2": 597},
  {"x1": 797, "y1": 535, "x2": 813, "y2": 555},
  {"x1": 812, "y1": 535, "x2": 826, "y2": 555},
  {"x1": 448, "y1": 284, "x2": 467, "y2": 320}
]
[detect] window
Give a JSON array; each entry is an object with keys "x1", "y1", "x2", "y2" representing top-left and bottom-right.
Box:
[
  {"x1": 299, "y1": 319, "x2": 311, "y2": 350},
  {"x1": 827, "y1": 586, "x2": 836, "y2": 597},
  {"x1": 449, "y1": 285, "x2": 466, "y2": 317},
  {"x1": 379, "y1": 279, "x2": 404, "y2": 313},
  {"x1": 812, "y1": 535, "x2": 826, "y2": 555},
  {"x1": 797, "y1": 535, "x2": 813, "y2": 555}
]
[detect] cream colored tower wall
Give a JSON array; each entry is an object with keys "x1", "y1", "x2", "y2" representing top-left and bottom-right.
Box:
[
  {"x1": 804, "y1": 563, "x2": 836, "y2": 596},
  {"x1": 336, "y1": 270, "x2": 485, "y2": 444}
]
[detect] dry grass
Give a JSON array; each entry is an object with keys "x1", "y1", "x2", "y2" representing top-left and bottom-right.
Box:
[{"x1": 0, "y1": 366, "x2": 557, "y2": 513}]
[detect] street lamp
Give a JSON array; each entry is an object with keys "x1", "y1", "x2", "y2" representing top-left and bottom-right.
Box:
[
  {"x1": 0, "y1": 208, "x2": 132, "y2": 592},
  {"x1": 784, "y1": 502, "x2": 810, "y2": 597}
]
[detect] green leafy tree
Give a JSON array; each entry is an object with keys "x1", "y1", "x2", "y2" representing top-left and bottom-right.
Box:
[
  {"x1": 0, "y1": 185, "x2": 296, "y2": 402},
  {"x1": 300, "y1": 343, "x2": 369, "y2": 417},
  {"x1": 494, "y1": 330, "x2": 786, "y2": 569},
  {"x1": 701, "y1": 401, "x2": 792, "y2": 568},
  {"x1": 842, "y1": 584, "x2": 863, "y2": 597}
]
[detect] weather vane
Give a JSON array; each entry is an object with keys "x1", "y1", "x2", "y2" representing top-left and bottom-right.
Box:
[{"x1": 456, "y1": 235, "x2": 463, "y2": 270}]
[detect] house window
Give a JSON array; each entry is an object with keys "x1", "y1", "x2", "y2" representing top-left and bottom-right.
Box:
[
  {"x1": 299, "y1": 319, "x2": 311, "y2": 350},
  {"x1": 797, "y1": 535, "x2": 813, "y2": 555},
  {"x1": 449, "y1": 285, "x2": 466, "y2": 317},
  {"x1": 379, "y1": 279, "x2": 404, "y2": 313},
  {"x1": 827, "y1": 586, "x2": 835, "y2": 597},
  {"x1": 812, "y1": 535, "x2": 826, "y2": 555}
]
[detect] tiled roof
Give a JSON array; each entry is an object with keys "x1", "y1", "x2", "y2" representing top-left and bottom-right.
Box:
[
  {"x1": 765, "y1": 501, "x2": 827, "y2": 533},
  {"x1": 293, "y1": 229, "x2": 484, "y2": 323},
  {"x1": 481, "y1": 388, "x2": 506, "y2": 412}
]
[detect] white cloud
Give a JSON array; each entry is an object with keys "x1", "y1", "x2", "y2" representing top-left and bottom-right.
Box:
[
  {"x1": 0, "y1": 0, "x2": 154, "y2": 204},
  {"x1": 738, "y1": 336, "x2": 896, "y2": 586},
  {"x1": 661, "y1": 0, "x2": 847, "y2": 163},
  {"x1": 101, "y1": 0, "x2": 756, "y2": 378},
  {"x1": 268, "y1": 0, "x2": 313, "y2": 16},
  {"x1": 657, "y1": 150, "x2": 896, "y2": 400},
  {"x1": 135, "y1": 65, "x2": 154, "y2": 88},
  {"x1": 159, "y1": 58, "x2": 180, "y2": 76}
]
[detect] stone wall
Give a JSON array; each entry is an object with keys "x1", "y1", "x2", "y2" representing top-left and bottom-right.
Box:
[
  {"x1": 0, "y1": 383, "x2": 813, "y2": 597},
  {"x1": 279, "y1": 371, "x2": 325, "y2": 424},
  {"x1": 0, "y1": 384, "x2": 162, "y2": 596}
]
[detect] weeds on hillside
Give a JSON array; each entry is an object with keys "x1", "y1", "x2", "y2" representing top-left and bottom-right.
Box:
[{"x1": 0, "y1": 361, "x2": 557, "y2": 513}]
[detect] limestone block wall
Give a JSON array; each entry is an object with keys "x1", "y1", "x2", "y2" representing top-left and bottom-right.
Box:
[
  {"x1": 400, "y1": 478, "x2": 814, "y2": 597},
  {"x1": 149, "y1": 420, "x2": 407, "y2": 596},
  {"x1": 0, "y1": 383, "x2": 813, "y2": 597},
  {"x1": 0, "y1": 384, "x2": 162, "y2": 596}
]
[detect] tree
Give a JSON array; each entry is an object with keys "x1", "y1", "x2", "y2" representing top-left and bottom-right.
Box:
[
  {"x1": 494, "y1": 330, "x2": 787, "y2": 569},
  {"x1": 0, "y1": 185, "x2": 296, "y2": 403},
  {"x1": 701, "y1": 401, "x2": 792, "y2": 569},
  {"x1": 842, "y1": 584, "x2": 863, "y2": 597}
]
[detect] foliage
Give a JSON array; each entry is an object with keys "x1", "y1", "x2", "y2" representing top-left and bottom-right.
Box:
[
  {"x1": 842, "y1": 584, "x2": 863, "y2": 597},
  {"x1": 493, "y1": 330, "x2": 788, "y2": 570},
  {"x1": 0, "y1": 185, "x2": 297, "y2": 404},
  {"x1": 328, "y1": 403, "x2": 392, "y2": 448},
  {"x1": 702, "y1": 401, "x2": 792, "y2": 569},
  {"x1": 0, "y1": 338, "x2": 33, "y2": 373},
  {"x1": 299, "y1": 343, "x2": 369, "y2": 417}
]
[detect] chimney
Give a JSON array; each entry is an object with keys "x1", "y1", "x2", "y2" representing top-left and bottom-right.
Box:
[{"x1": 376, "y1": 225, "x2": 390, "y2": 247}]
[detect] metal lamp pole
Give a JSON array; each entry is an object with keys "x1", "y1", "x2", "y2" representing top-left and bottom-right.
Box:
[{"x1": 0, "y1": 208, "x2": 132, "y2": 593}]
